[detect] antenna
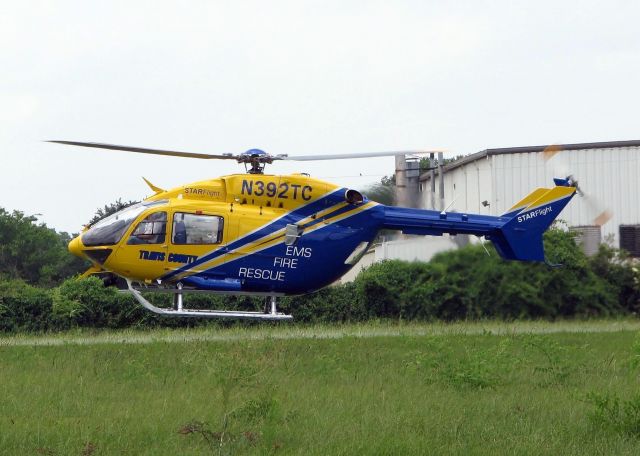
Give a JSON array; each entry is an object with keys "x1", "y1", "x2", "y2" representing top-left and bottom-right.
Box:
[{"x1": 440, "y1": 196, "x2": 459, "y2": 216}]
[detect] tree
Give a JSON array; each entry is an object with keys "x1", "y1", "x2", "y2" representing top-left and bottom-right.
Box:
[
  {"x1": 88, "y1": 198, "x2": 139, "y2": 226},
  {"x1": 0, "y1": 208, "x2": 88, "y2": 286},
  {"x1": 361, "y1": 175, "x2": 395, "y2": 205},
  {"x1": 419, "y1": 154, "x2": 467, "y2": 170}
]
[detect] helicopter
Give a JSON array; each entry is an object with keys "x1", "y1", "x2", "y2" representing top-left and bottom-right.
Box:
[{"x1": 50, "y1": 140, "x2": 578, "y2": 321}]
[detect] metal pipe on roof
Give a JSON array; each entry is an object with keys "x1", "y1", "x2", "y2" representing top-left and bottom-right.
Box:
[
  {"x1": 438, "y1": 151, "x2": 444, "y2": 210},
  {"x1": 430, "y1": 153, "x2": 436, "y2": 210},
  {"x1": 395, "y1": 154, "x2": 407, "y2": 207}
]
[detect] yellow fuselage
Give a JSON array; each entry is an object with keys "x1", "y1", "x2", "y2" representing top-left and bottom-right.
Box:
[{"x1": 70, "y1": 173, "x2": 379, "y2": 294}]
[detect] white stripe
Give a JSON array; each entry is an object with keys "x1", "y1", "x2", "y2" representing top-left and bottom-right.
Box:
[{"x1": 516, "y1": 193, "x2": 572, "y2": 215}]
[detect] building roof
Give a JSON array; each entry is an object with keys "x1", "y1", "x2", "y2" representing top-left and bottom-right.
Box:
[{"x1": 419, "y1": 139, "x2": 640, "y2": 182}]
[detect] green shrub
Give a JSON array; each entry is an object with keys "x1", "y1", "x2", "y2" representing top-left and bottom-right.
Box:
[
  {"x1": 0, "y1": 226, "x2": 637, "y2": 332},
  {"x1": 587, "y1": 391, "x2": 640, "y2": 437},
  {"x1": 283, "y1": 282, "x2": 367, "y2": 323},
  {"x1": 0, "y1": 279, "x2": 54, "y2": 332},
  {"x1": 590, "y1": 243, "x2": 640, "y2": 313},
  {"x1": 345, "y1": 227, "x2": 636, "y2": 321},
  {"x1": 54, "y1": 277, "x2": 224, "y2": 329}
]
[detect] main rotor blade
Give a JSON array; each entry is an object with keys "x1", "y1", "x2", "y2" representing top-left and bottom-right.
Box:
[
  {"x1": 277, "y1": 150, "x2": 444, "y2": 161},
  {"x1": 582, "y1": 192, "x2": 613, "y2": 226},
  {"x1": 542, "y1": 144, "x2": 563, "y2": 161},
  {"x1": 47, "y1": 141, "x2": 238, "y2": 160}
]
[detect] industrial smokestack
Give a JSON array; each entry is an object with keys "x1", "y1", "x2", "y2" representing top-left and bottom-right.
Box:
[{"x1": 395, "y1": 154, "x2": 420, "y2": 208}]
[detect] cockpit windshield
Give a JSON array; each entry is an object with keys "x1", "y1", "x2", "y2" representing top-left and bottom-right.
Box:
[{"x1": 82, "y1": 200, "x2": 168, "y2": 247}]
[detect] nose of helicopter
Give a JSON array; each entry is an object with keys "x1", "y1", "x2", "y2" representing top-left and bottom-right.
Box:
[{"x1": 68, "y1": 236, "x2": 83, "y2": 258}]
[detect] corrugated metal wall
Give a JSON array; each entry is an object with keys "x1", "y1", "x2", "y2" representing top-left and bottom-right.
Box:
[
  {"x1": 420, "y1": 157, "x2": 493, "y2": 215},
  {"x1": 420, "y1": 146, "x2": 640, "y2": 247}
]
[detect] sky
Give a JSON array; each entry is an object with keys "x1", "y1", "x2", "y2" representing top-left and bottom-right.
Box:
[{"x1": 1, "y1": 0, "x2": 639, "y2": 233}]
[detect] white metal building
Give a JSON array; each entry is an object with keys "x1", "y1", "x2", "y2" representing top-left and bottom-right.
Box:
[
  {"x1": 340, "y1": 139, "x2": 640, "y2": 283},
  {"x1": 419, "y1": 140, "x2": 640, "y2": 249}
]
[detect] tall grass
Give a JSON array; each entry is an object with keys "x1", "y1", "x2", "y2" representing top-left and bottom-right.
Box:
[{"x1": 0, "y1": 321, "x2": 639, "y2": 454}]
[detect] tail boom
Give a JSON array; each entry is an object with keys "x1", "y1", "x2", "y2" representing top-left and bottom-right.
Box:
[
  {"x1": 381, "y1": 206, "x2": 504, "y2": 237},
  {"x1": 380, "y1": 183, "x2": 576, "y2": 262}
]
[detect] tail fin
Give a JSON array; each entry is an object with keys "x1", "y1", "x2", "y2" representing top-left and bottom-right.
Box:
[{"x1": 488, "y1": 184, "x2": 576, "y2": 262}]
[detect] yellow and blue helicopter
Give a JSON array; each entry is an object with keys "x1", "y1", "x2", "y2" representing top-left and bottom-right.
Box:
[{"x1": 51, "y1": 141, "x2": 577, "y2": 320}]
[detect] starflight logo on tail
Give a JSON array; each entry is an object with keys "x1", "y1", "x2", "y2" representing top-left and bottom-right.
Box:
[{"x1": 517, "y1": 206, "x2": 552, "y2": 223}]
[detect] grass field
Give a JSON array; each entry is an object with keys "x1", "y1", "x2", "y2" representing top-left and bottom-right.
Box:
[{"x1": 2, "y1": 320, "x2": 640, "y2": 455}]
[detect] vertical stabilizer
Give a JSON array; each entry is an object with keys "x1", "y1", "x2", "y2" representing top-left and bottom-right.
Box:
[{"x1": 489, "y1": 185, "x2": 577, "y2": 261}]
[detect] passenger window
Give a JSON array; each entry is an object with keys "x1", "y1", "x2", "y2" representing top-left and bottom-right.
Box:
[
  {"x1": 172, "y1": 213, "x2": 223, "y2": 245},
  {"x1": 127, "y1": 211, "x2": 167, "y2": 245}
]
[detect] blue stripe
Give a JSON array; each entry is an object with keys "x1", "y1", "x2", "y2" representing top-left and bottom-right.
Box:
[
  {"x1": 218, "y1": 202, "x2": 377, "y2": 270},
  {"x1": 189, "y1": 203, "x2": 382, "y2": 294},
  {"x1": 234, "y1": 202, "x2": 374, "y2": 253},
  {"x1": 246, "y1": 201, "x2": 364, "y2": 248},
  {"x1": 300, "y1": 203, "x2": 368, "y2": 230},
  {"x1": 162, "y1": 188, "x2": 347, "y2": 281}
]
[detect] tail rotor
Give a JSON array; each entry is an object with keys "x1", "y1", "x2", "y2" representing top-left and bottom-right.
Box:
[{"x1": 542, "y1": 144, "x2": 612, "y2": 227}]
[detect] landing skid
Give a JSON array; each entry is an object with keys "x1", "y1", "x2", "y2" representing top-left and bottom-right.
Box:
[{"x1": 124, "y1": 280, "x2": 293, "y2": 320}]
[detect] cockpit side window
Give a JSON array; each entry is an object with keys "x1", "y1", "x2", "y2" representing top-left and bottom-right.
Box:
[
  {"x1": 127, "y1": 211, "x2": 167, "y2": 245},
  {"x1": 172, "y1": 213, "x2": 224, "y2": 245},
  {"x1": 81, "y1": 200, "x2": 167, "y2": 247}
]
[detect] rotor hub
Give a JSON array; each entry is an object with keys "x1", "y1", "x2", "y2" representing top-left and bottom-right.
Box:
[{"x1": 238, "y1": 149, "x2": 273, "y2": 174}]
